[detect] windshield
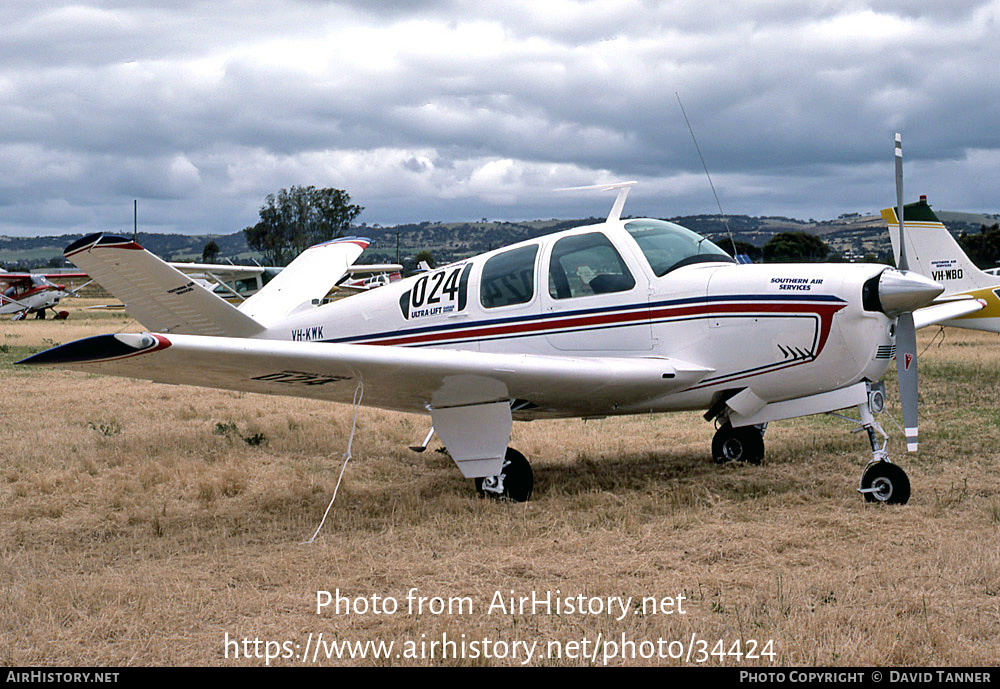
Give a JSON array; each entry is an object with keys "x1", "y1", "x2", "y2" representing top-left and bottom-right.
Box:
[{"x1": 624, "y1": 219, "x2": 735, "y2": 276}]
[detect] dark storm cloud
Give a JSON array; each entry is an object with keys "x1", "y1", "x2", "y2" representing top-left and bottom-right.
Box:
[{"x1": 1, "y1": 1, "x2": 998, "y2": 235}]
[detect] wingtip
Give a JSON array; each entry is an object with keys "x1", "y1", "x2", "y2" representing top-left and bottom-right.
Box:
[
  {"x1": 308, "y1": 236, "x2": 372, "y2": 251},
  {"x1": 64, "y1": 233, "x2": 144, "y2": 258},
  {"x1": 17, "y1": 333, "x2": 170, "y2": 366}
]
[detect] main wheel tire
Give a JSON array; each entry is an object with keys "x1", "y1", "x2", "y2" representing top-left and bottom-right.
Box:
[
  {"x1": 860, "y1": 462, "x2": 910, "y2": 505},
  {"x1": 712, "y1": 422, "x2": 765, "y2": 465},
  {"x1": 475, "y1": 448, "x2": 534, "y2": 502}
]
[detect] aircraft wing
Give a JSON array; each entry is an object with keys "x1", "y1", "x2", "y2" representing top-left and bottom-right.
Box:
[
  {"x1": 0, "y1": 274, "x2": 32, "y2": 288},
  {"x1": 169, "y1": 263, "x2": 267, "y2": 280},
  {"x1": 345, "y1": 263, "x2": 404, "y2": 274},
  {"x1": 0, "y1": 272, "x2": 89, "y2": 282},
  {"x1": 19, "y1": 333, "x2": 713, "y2": 417},
  {"x1": 913, "y1": 298, "x2": 986, "y2": 329}
]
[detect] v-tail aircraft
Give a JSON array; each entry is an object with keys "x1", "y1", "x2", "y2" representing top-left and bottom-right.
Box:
[
  {"x1": 882, "y1": 197, "x2": 999, "y2": 332},
  {"x1": 21, "y1": 135, "x2": 950, "y2": 505}
]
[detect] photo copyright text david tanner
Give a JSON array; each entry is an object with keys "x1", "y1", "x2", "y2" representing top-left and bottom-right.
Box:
[{"x1": 222, "y1": 588, "x2": 778, "y2": 665}]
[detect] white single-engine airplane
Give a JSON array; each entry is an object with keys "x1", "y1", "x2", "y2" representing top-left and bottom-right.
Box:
[
  {"x1": 334, "y1": 263, "x2": 404, "y2": 293},
  {"x1": 0, "y1": 270, "x2": 89, "y2": 319},
  {"x1": 882, "y1": 196, "x2": 998, "y2": 332},
  {"x1": 21, "y1": 136, "x2": 949, "y2": 505}
]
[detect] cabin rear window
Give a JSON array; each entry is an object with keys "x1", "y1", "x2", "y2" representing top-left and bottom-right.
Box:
[
  {"x1": 480, "y1": 244, "x2": 539, "y2": 309},
  {"x1": 548, "y1": 232, "x2": 635, "y2": 299},
  {"x1": 624, "y1": 219, "x2": 734, "y2": 276}
]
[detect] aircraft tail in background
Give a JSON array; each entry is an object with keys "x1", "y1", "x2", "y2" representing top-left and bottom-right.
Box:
[{"x1": 881, "y1": 197, "x2": 1000, "y2": 332}]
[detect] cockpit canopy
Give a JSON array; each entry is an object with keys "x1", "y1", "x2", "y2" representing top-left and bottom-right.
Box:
[{"x1": 624, "y1": 219, "x2": 734, "y2": 276}]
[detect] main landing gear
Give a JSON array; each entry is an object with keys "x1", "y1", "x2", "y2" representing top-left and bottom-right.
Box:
[
  {"x1": 712, "y1": 421, "x2": 766, "y2": 465},
  {"x1": 475, "y1": 447, "x2": 534, "y2": 503}
]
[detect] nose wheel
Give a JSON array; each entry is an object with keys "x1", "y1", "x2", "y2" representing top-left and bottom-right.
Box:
[
  {"x1": 475, "y1": 447, "x2": 533, "y2": 502},
  {"x1": 859, "y1": 461, "x2": 910, "y2": 504}
]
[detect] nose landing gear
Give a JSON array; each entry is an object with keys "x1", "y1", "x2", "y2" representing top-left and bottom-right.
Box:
[{"x1": 852, "y1": 394, "x2": 910, "y2": 505}]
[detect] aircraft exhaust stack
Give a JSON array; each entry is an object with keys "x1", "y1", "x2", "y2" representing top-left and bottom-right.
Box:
[{"x1": 877, "y1": 269, "x2": 943, "y2": 316}]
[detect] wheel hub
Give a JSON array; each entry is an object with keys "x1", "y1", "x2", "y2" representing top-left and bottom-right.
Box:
[
  {"x1": 722, "y1": 438, "x2": 743, "y2": 461},
  {"x1": 870, "y1": 477, "x2": 893, "y2": 501}
]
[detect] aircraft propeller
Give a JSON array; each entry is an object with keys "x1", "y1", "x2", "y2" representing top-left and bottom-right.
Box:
[{"x1": 892, "y1": 133, "x2": 924, "y2": 451}]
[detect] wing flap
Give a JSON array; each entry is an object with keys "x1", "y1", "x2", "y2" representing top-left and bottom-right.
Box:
[
  {"x1": 64, "y1": 234, "x2": 264, "y2": 337},
  {"x1": 19, "y1": 333, "x2": 713, "y2": 417}
]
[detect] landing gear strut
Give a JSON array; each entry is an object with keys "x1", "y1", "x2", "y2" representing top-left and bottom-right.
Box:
[
  {"x1": 475, "y1": 447, "x2": 534, "y2": 502},
  {"x1": 712, "y1": 421, "x2": 766, "y2": 465},
  {"x1": 853, "y1": 395, "x2": 910, "y2": 505}
]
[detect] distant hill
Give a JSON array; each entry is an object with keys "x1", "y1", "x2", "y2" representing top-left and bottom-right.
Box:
[{"x1": 4, "y1": 208, "x2": 998, "y2": 270}]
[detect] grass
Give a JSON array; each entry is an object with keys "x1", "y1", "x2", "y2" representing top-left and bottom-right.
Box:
[{"x1": 0, "y1": 305, "x2": 998, "y2": 666}]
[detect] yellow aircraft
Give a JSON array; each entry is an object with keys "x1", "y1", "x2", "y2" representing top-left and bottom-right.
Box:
[{"x1": 882, "y1": 196, "x2": 997, "y2": 332}]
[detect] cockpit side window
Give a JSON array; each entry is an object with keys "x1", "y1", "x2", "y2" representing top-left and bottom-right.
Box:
[
  {"x1": 480, "y1": 244, "x2": 539, "y2": 309},
  {"x1": 547, "y1": 232, "x2": 635, "y2": 299},
  {"x1": 624, "y1": 219, "x2": 734, "y2": 276}
]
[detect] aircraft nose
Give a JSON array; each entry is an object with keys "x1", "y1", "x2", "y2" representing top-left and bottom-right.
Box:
[{"x1": 877, "y1": 269, "x2": 943, "y2": 316}]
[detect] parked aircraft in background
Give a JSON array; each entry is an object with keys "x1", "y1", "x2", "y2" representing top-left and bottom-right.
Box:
[
  {"x1": 170, "y1": 262, "x2": 280, "y2": 302},
  {"x1": 882, "y1": 196, "x2": 996, "y2": 332},
  {"x1": 22, "y1": 136, "x2": 946, "y2": 506},
  {"x1": 335, "y1": 264, "x2": 404, "y2": 293},
  {"x1": 0, "y1": 271, "x2": 89, "y2": 319}
]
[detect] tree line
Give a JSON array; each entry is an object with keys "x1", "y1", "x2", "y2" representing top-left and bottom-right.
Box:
[{"x1": 221, "y1": 184, "x2": 1000, "y2": 270}]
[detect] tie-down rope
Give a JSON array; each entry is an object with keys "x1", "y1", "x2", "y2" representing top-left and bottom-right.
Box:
[{"x1": 300, "y1": 380, "x2": 364, "y2": 545}]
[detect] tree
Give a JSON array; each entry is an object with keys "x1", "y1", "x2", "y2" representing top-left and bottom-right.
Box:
[
  {"x1": 957, "y1": 223, "x2": 1000, "y2": 269},
  {"x1": 243, "y1": 186, "x2": 363, "y2": 266},
  {"x1": 763, "y1": 232, "x2": 831, "y2": 263},
  {"x1": 202, "y1": 240, "x2": 220, "y2": 263},
  {"x1": 414, "y1": 249, "x2": 435, "y2": 269},
  {"x1": 730, "y1": 240, "x2": 762, "y2": 262}
]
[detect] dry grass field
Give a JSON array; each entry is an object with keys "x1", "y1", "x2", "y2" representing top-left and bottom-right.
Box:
[{"x1": 1, "y1": 300, "x2": 998, "y2": 666}]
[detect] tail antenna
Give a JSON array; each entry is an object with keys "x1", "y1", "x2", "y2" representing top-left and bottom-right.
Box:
[{"x1": 676, "y1": 92, "x2": 738, "y2": 257}]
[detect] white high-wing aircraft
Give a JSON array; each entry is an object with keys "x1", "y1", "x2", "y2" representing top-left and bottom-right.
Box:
[
  {"x1": 881, "y1": 196, "x2": 998, "y2": 332},
  {"x1": 334, "y1": 263, "x2": 404, "y2": 293},
  {"x1": 168, "y1": 262, "x2": 277, "y2": 302},
  {"x1": 21, "y1": 136, "x2": 948, "y2": 505}
]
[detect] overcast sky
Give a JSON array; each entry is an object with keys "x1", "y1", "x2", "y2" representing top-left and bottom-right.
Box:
[{"x1": 2, "y1": 1, "x2": 998, "y2": 237}]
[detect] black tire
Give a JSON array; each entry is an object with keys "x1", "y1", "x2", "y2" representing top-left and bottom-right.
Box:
[
  {"x1": 860, "y1": 462, "x2": 910, "y2": 505},
  {"x1": 712, "y1": 422, "x2": 765, "y2": 465},
  {"x1": 475, "y1": 448, "x2": 534, "y2": 502}
]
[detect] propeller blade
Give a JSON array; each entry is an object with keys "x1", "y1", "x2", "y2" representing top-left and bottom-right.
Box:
[
  {"x1": 892, "y1": 133, "x2": 919, "y2": 451},
  {"x1": 895, "y1": 311, "x2": 919, "y2": 451},
  {"x1": 894, "y1": 132, "x2": 908, "y2": 271}
]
